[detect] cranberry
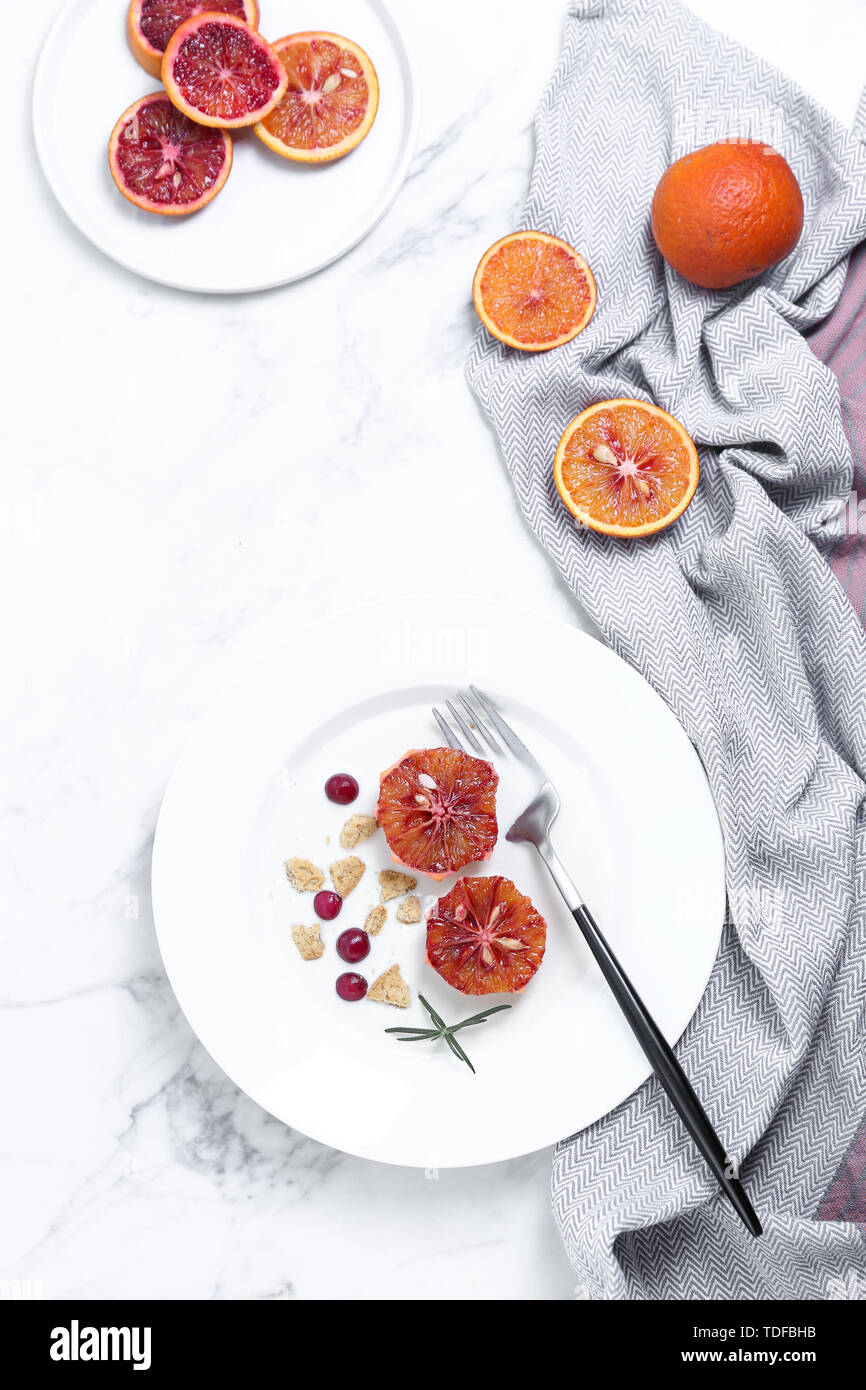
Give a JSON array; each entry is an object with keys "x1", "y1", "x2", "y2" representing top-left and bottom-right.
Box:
[
  {"x1": 336, "y1": 972, "x2": 367, "y2": 1002},
  {"x1": 314, "y1": 890, "x2": 342, "y2": 921},
  {"x1": 337, "y1": 928, "x2": 370, "y2": 964},
  {"x1": 325, "y1": 773, "x2": 359, "y2": 805}
]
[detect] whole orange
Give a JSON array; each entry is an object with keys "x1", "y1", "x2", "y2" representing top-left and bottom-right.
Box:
[{"x1": 651, "y1": 140, "x2": 804, "y2": 289}]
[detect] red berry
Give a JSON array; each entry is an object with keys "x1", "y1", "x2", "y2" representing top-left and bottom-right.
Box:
[
  {"x1": 336, "y1": 972, "x2": 367, "y2": 1002},
  {"x1": 325, "y1": 773, "x2": 359, "y2": 805},
  {"x1": 314, "y1": 890, "x2": 342, "y2": 921},
  {"x1": 337, "y1": 928, "x2": 370, "y2": 964}
]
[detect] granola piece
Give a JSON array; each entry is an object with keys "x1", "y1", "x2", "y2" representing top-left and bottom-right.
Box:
[
  {"x1": 285, "y1": 857, "x2": 325, "y2": 892},
  {"x1": 364, "y1": 905, "x2": 387, "y2": 937},
  {"x1": 291, "y1": 924, "x2": 324, "y2": 961},
  {"x1": 339, "y1": 814, "x2": 379, "y2": 850},
  {"x1": 330, "y1": 855, "x2": 365, "y2": 898},
  {"x1": 395, "y1": 894, "x2": 421, "y2": 924},
  {"x1": 378, "y1": 869, "x2": 418, "y2": 903},
  {"x1": 367, "y1": 964, "x2": 410, "y2": 1009}
]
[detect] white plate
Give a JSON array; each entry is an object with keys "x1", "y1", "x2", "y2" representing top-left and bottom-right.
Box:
[
  {"x1": 33, "y1": 0, "x2": 418, "y2": 293},
  {"x1": 151, "y1": 596, "x2": 725, "y2": 1167}
]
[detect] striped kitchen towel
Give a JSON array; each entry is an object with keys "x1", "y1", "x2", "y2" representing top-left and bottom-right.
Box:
[
  {"x1": 809, "y1": 245, "x2": 866, "y2": 1240},
  {"x1": 467, "y1": 0, "x2": 866, "y2": 1298}
]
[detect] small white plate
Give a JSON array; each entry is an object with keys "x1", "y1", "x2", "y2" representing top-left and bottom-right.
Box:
[
  {"x1": 151, "y1": 597, "x2": 726, "y2": 1167},
  {"x1": 33, "y1": 0, "x2": 418, "y2": 293}
]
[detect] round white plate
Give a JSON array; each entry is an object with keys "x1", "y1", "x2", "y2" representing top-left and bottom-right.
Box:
[
  {"x1": 33, "y1": 0, "x2": 418, "y2": 293},
  {"x1": 151, "y1": 596, "x2": 725, "y2": 1167}
]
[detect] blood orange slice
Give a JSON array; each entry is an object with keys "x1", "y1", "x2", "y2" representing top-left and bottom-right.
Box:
[
  {"x1": 254, "y1": 33, "x2": 379, "y2": 163},
  {"x1": 473, "y1": 231, "x2": 597, "y2": 351},
  {"x1": 109, "y1": 93, "x2": 232, "y2": 216},
  {"x1": 127, "y1": 0, "x2": 259, "y2": 79},
  {"x1": 377, "y1": 749, "x2": 498, "y2": 880},
  {"x1": 554, "y1": 399, "x2": 700, "y2": 538},
  {"x1": 426, "y1": 877, "x2": 547, "y2": 996},
  {"x1": 162, "y1": 13, "x2": 288, "y2": 129}
]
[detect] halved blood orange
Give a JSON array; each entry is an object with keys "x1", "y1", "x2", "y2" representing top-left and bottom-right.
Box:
[
  {"x1": 377, "y1": 748, "x2": 498, "y2": 880},
  {"x1": 162, "y1": 13, "x2": 288, "y2": 129},
  {"x1": 473, "y1": 231, "x2": 597, "y2": 351},
  {"x1": 554, "y1": 399, "x2": 700, "y2": 537},
  {"x1": 254, "y1": 33, "x2": 379, "y2": 163},
  {"x1": 426, "y1": 877, "x2": 547, "y2": 996},
  {"x1": 109, "y1": 93, "x2": 232, "y2": 216},
  {"x1": 127, "y1": 0, "x2": 259, "y2": 79}
]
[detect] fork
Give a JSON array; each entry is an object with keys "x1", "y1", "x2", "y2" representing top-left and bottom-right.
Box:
[{"x1": 432, "y1": 685, "x2": 762, "y2": 1239}]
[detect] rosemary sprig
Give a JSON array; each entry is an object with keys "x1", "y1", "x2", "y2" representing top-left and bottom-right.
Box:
[{"x1": 385, "y1": 994, "x2": 511, "y2": 1073}]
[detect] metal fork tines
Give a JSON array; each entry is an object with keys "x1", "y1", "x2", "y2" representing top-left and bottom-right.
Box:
[
  {"x1": 430, "y1": 685, "x2": 763, "y2": 1240},
  {"x1": 435, "y1": 686, "x2": 546, "y2": 767},
  {"x1": 434, "y1": 686, "x2": 569, "y2": 898}
]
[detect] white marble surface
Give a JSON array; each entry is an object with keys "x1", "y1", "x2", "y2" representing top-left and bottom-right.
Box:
[{"x1": 3, "y1": 0, "x2": 863, "y2": 1301}]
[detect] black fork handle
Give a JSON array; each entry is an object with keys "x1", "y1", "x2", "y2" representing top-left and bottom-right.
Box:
[{"x1": 572, "y1": 901, "x2": 762, "y2": 1237}]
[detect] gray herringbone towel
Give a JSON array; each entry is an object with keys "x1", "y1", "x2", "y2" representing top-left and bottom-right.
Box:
[{"x1": 467, "y1": 0, "x2": 866, "y2": 1299}]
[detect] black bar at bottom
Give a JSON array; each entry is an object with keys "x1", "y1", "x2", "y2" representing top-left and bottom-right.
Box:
[{"x1": 0, "y1": 1297, "x2": 849, "y2": 1372}]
